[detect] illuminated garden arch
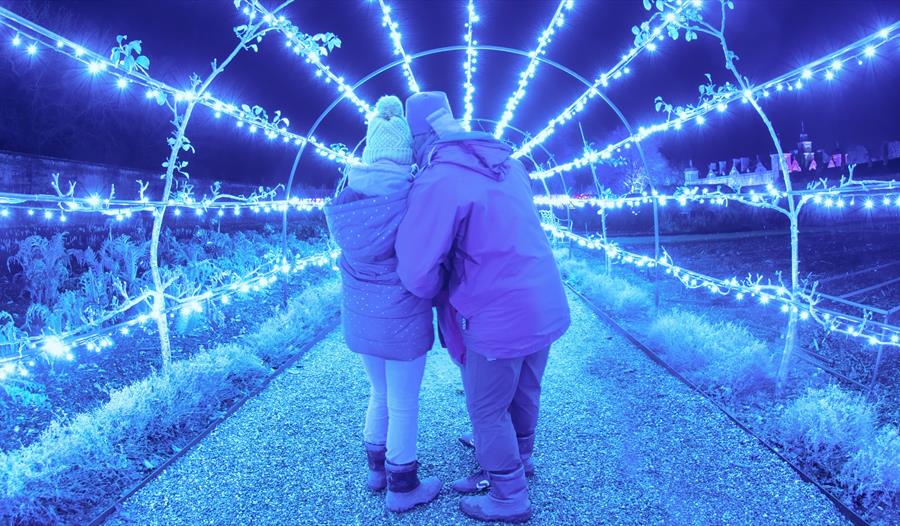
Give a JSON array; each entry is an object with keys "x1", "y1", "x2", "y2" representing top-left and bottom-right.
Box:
[
  {"x1": 0, "y1": 0, "x2": 896, "y2": 386},
  {"x1": 0, "y1": 1, "x2": 899, "y2": 523},
  {"x1": 0, "y1": 0, "x2": 897, "y2": 392}
]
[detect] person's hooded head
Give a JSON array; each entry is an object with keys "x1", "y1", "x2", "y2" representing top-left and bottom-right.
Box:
[{"x1": 405, "y1": 91, "x2": 465, "y2": 165}]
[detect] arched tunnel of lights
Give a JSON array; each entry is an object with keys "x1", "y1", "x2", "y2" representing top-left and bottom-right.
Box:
[{"x1": 0, "y1": 0, "x2": 898, "y2": 395}]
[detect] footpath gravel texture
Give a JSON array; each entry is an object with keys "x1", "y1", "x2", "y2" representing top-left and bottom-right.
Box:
[{"x1": 109, "y1": 291, "x2": 849, "y2": 526}]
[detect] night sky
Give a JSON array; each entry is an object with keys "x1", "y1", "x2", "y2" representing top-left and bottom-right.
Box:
[{"x1": 1, "y1": 0, "x2": 899, "y2": 191}]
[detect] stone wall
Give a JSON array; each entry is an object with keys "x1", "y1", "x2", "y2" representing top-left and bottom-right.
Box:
[{"x1": 0, "y1": 149, "x2": 264, "y2": 199}]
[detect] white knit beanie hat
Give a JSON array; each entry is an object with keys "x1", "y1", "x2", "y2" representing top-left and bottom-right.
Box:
[{"x1": 362, "y1": 95, "x2": 414, "y2": 165}]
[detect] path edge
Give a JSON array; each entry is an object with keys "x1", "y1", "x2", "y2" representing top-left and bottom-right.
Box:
[
  {"x1": 566, "y1": 284, "x2": 869, "y2": 526},
  {"x1": 89, "y1": 318, "x2": 340, "y2": 526}
]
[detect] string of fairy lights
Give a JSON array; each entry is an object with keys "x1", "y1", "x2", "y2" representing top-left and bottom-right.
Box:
[
  {"x1": 376, "y1": 0, "x2": 421, "y2": 93},
  {"x1": 533, "y1": 180, "x2": 900, "y2": 213},
  {"x1": 461, "y1": 0, "x2": 479, "y2": 131},
  {"x1": 0, "y1": 0, "x2": 898, "y2": 382},
  {"x1": 237, "y1": 0, "x2": 374, "y2": 119},
  {"x1": 512, "y1": 1, "x2": 691, "y2": 159},
  {"x1": 0, "y1": 191, "x2": 327, "y2": 223},
  {"x1": 0, "y1": 7, "x2": 361, "y2": 166},
  {"x1": 543, "y1": 223, "x2": 900, "y2": 348},
  {"x1": 493, "y1": 0, "x2": 574, "y2": 139},
  {"x1": 0, "y1": 251, "x2": 340, "y2": 380},
  {"x1": 529, "y1": 21, "x2": 900, "y2": 180}
]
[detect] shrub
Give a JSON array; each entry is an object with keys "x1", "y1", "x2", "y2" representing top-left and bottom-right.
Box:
[
  {"x1": 840, "y1": 425, "x2": 900, "y2": 507},
  {"x1": 557, "y1": 256, "x2": 652, "y2": 317},
  {"x1": 648, "y1": 309, "x2": 776, "y2": 396},
  {"x1": 777, "y1": 385, "x2": 877, "y2": 467},
  {"x1": 0, "y1": 343, "x2": 268, "y2": 525},
  {"x1": 245, "y1": 277, "x2": 340, "y2": 366}
]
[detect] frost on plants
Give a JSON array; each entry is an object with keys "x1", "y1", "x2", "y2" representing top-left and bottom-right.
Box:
[
  {"x1": 778, "y1": 385, "x2": 876, "y2": 465},
  {"x1": 648, "y1": 309, "x2": 776, "y2": 396}
]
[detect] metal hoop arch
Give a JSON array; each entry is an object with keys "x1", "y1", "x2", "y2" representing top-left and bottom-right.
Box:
[
  {"x1": 281, "y1": 44, "x2": 649, "y2": 252},
  {"x1": 336, "y1": 116, "x2": 572, "y2": 224}
]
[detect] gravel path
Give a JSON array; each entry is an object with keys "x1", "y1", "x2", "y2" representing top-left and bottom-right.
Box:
[{"x1": 109, "y1": 291, "x2": 849, "y2": 526}]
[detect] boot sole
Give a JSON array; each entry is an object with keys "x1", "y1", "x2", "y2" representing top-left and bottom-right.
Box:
[
  {"x1": 385, "y1": 498, "x2": 435, "y2": 513},
  {"x1": 461, "y1": 508, "x2": 533, "y2": 523}
]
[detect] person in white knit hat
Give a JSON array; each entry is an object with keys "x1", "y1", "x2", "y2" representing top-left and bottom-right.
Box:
[{"x1": 323, "y1": 95, "x2": 442, "y2": 513}]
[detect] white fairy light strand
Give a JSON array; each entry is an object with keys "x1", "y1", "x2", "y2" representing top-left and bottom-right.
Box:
[
  {"x1": 0, "y1": 7, "x2": 360, "y2": 166},
  {"x1": 530, "y1": 21, "x2": 900, "y2": 180},
  {"x1": 0, "y1": 251, "x2": 340, "y2": 379},
  {"x1": 533, "y1": 180, "x2": 900, "y2": 211},
  {"x1": 237, "y1": 0, "x2": 374, "y2": 118},
  {"x1": 543, "y1": 224, "x2": 900, "y2": 348},
  {"x1": 494, "y1": 0, "x2": 574, "y2": 139},
  {"x1": 461, "y1": 0, "x2": 479, "y2": 131},
  {"x1": 0, "y1": 191, "x2": 327, "y2": 223},
  {"x1": 377, "y1": 0, "x2": 421, "y2": 93},
  {"x1": 513, "y1": 2, "x2": 689, "y2": 159}
]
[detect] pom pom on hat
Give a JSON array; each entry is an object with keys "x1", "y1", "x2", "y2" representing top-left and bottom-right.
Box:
[
  {"x1": 375, "y1": 95, "x2": 404, "y2": 120},
  {"x1": 362, "y1": 95, "x2": 414, "y2": 165}
]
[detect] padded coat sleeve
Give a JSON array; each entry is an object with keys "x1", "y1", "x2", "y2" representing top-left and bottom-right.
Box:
[{"x1": 396, "y1": 171, "x2": 462, "y2": 300}]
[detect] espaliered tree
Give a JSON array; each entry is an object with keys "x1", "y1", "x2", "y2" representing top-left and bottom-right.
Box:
[
  {"x1": 645, "y1": 0, "x2": 830, "y2": 391},
  {"x1": 117, "y1": 2, "x2": 333, "y2": 373}
]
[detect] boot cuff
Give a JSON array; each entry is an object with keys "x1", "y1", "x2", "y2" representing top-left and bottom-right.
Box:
[{"x1": 386, "y1": 460, "x2": 421, "y2": 493}]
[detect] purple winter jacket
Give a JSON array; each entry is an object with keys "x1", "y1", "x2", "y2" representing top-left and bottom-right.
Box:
[
  {"x1": 396, "y1": 131, "x2": 571, "y2": 359},
  {"x1": 324, "y1": 180, "x2": 435, "y2": 361}
]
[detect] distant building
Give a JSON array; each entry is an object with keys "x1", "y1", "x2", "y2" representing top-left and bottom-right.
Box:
[{"x1": 684, "y1": 125, "x2": 849, "y2": 189}]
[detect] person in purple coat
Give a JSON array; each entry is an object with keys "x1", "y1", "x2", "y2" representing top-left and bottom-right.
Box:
[
  {"x1": 396, "y1": 92, "x2": 571, "y2": 523},
  {"x1": 323, "y1": 95, "x2": 441, "y2": 513}
]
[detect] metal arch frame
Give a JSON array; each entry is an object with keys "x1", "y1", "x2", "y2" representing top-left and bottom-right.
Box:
[
  {"x1": 280, "y1": 44, "x2": 650, "y2": 249},
  {"x1": 336, "y1": 116, "x2": 573, "y2": 224}
]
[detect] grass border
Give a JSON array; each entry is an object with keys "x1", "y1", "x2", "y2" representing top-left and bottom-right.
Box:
[
  {"x1": 566, "y1": 283, "x2": 870, "y2": 526},
  {"x1": 88, "y1": 317, "x2": 339, "y2": 526}
]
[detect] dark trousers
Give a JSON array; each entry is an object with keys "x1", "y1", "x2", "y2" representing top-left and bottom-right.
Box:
[{"x1": 461, "y1": 347, "x2": 550, "y2": 473}]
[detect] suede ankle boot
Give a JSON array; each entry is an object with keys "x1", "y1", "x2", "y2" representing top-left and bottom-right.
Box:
[
  {"x1": 384, "y1": 460, "x2": 442, "y2": 512},
  {"x1": 459, "y1": 465, "x2": 532, "y2": 523},
  {"x1": 364, "y1": 442, "x2": 387, "y2": 492},
  {"x1": 451, "y1": 469, "x2": 490, "y2": 494}
]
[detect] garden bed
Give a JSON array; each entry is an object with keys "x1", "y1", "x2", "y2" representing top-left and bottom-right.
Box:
[
  {"x1": 0, "y1": 262, "x2": 341, "y2": 525},
  {"x1": 559, "y1": 245, "x2": 899, "y2": 526}
]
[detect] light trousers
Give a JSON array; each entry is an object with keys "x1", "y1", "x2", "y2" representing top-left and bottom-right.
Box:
[{"x1": 361, "y1": 353, "x2": 427, "y2": 465}]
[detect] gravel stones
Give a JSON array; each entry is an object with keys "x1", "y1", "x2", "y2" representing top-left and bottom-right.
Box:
[{"x1": 109, "y1": 291, "x2": 849, "y2": 526}]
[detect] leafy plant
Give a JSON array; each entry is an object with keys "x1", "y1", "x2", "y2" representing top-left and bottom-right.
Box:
[
  {"x1": 98, "y1": 235, "x2": 149, "y2": 295},
  {"x1": 0, "y1": 311, "x2": 26, "y2": 357},
  {"x1": 648, "y1": 309, "x2": 776, "y2": 396},
  {"x1": 109, "y1": 34, "x2": 151, "y2": 74},
  {"x1": 841, "y1": 425, "x2": 900, "y2": 508},
  {"x1": 777, "y1": 385, "x2": 876, "y2": 466},
  {"x1": 0, "y1": 272, "x2": 338, "y2": 525},
  {"x1": 244, "y1": 277, "x2": 340, "y2": 366},
  {"x1": 79, "y1": 268, "x2": 116, "y2": 320},
  {"x1": 1, "y1": 378, "x2": 50, "y2": 411},
  {"x1": 7, "y1": 234, "x2": 74, "y2": 305},
  {"x1": 557, "y1": 256, "x2": 652, "y2": 317}
]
